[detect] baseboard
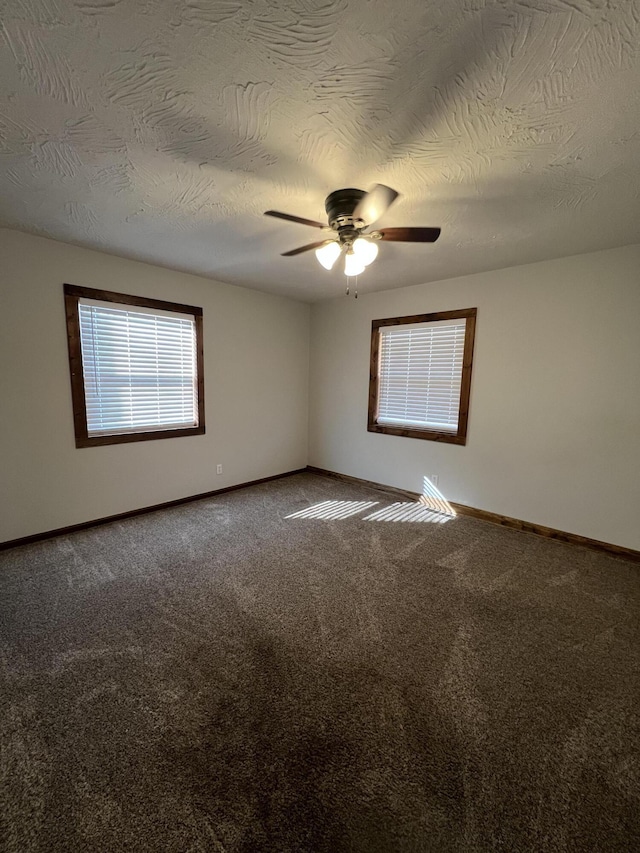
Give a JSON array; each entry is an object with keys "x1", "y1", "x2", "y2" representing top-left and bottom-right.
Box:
[
  {"x1": 0, "y1": 469, "x2": 307, "y2": 551},
  {"x1": 5, "y1": 466, "x2": 638, "y2": 564},
  {"x1": 306, "y1": 466, "x2": 640, "y2": 564}
]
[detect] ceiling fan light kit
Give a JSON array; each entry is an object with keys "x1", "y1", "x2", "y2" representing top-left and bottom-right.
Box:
[
  {"x1": 265, "y1": 184, "x2": 441, "y2": 284},
  {"x1": 352, "y1": 236, "x2": 379, "y2": 266},
  {"x1": 315, "y1": 240, "x2": 342, "y2": 270},
  {"x1": 344, "y1": 251, "x2": 366, "y2": 277}
]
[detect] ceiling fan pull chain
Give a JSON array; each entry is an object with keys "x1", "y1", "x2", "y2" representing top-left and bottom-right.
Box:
[{"x1": 345, "y1": 275, "x2": 358, "y2": 298}]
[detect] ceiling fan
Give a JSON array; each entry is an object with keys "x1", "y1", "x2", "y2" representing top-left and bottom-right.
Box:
[{"x1": 264, "y1": 184, "x2": 441, "y2": 277}]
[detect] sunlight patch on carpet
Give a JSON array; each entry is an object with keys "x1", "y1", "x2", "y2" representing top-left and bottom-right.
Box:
[
  {"x1": 363, "y1": 502, "x2": 453, "y2": 524},
  {"x1": 285, "y1": 500, "x2": 378, "y2": 520}
]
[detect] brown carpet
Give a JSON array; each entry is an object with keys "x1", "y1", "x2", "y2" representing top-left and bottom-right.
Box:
[{"x1": 1, "y1": 471, "x2": 639, "y2": 852}]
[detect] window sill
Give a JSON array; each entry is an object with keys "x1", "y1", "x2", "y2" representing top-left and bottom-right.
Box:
[
  {"x1": 367, "y1": 422, "x2": 466, "y2": 445},
  {"x1": 75, "y1": 425, "x2": 205, "y2": 448}
]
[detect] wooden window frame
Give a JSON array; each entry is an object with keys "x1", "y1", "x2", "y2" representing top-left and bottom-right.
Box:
[
  {"x1": 367, "y1": 307, "x2": 477, "y2": 446},
  {"x1": 64, "y1": 283, "x2": 205, "y2": 448}
]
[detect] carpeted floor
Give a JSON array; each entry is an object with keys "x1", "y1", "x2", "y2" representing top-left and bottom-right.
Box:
[{"x1": 1, "y1": 472, "x2": 639, "y2": 852}]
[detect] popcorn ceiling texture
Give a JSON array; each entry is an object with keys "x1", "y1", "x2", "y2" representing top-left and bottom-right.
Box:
[{"x1": 0, "y1": 0, "x2": 639, "y2": 300}]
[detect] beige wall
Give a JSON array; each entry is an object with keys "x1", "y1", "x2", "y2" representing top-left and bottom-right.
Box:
[
  {"x1": 0, "y1": 229, "x2": 310, "y2": 541},
  {"x1": 309, "y1": 244, "x2": 640, "y2": 551},
  {"x1": 3, "y1": 229, "x2": 638, "y2": 551}
]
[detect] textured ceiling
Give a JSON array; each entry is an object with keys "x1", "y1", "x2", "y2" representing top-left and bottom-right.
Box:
[{"x1": 1, "y1": 0, "x2": 639, "y2": 301}]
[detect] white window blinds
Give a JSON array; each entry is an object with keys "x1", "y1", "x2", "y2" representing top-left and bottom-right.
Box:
[
  {"x1": 377, "y1": 318, "x2": 466, "y2": 433},
  {"x1": 78, "y1": 299, "x2": 198, "y2": 437}
]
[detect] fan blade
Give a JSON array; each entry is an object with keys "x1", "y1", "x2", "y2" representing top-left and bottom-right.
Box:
[
  {"x1": 281, "y1": 241, "x2": 330, "y2": 257},
  {"x1": 264, "y1": 210, "x2": 326, "y2": 229},
  {"x1": 378, "y1": 227, "x2": 441, "y2": 243},
  {"x1": 353, "y1": 184, "x2": 399, "y2": 225}
]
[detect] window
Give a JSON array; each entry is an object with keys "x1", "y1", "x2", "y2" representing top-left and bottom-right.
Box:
[
  {"x1": 368, "y1": 308, "x2": 476, "y2": 445},
  {"x1": 64, "y1": 284, "x2": 205, "y2": 448}
]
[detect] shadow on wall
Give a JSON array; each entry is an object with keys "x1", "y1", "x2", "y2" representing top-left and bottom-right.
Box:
[{"x1": 285, "y1": 477, "x2": 456, "y2": 524}]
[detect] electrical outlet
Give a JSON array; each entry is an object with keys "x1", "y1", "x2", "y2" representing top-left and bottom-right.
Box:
[
  {"x1": 216, "y1": 464, "x2": 223, "y2": 475},
  {"x1": 430, "y1": 474, "x2": 439, "y2": 487}
]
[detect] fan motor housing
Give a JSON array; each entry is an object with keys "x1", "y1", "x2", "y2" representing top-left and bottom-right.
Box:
[{"x1": 325, "y1": 188, "x2": 366, "y2": 231}]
